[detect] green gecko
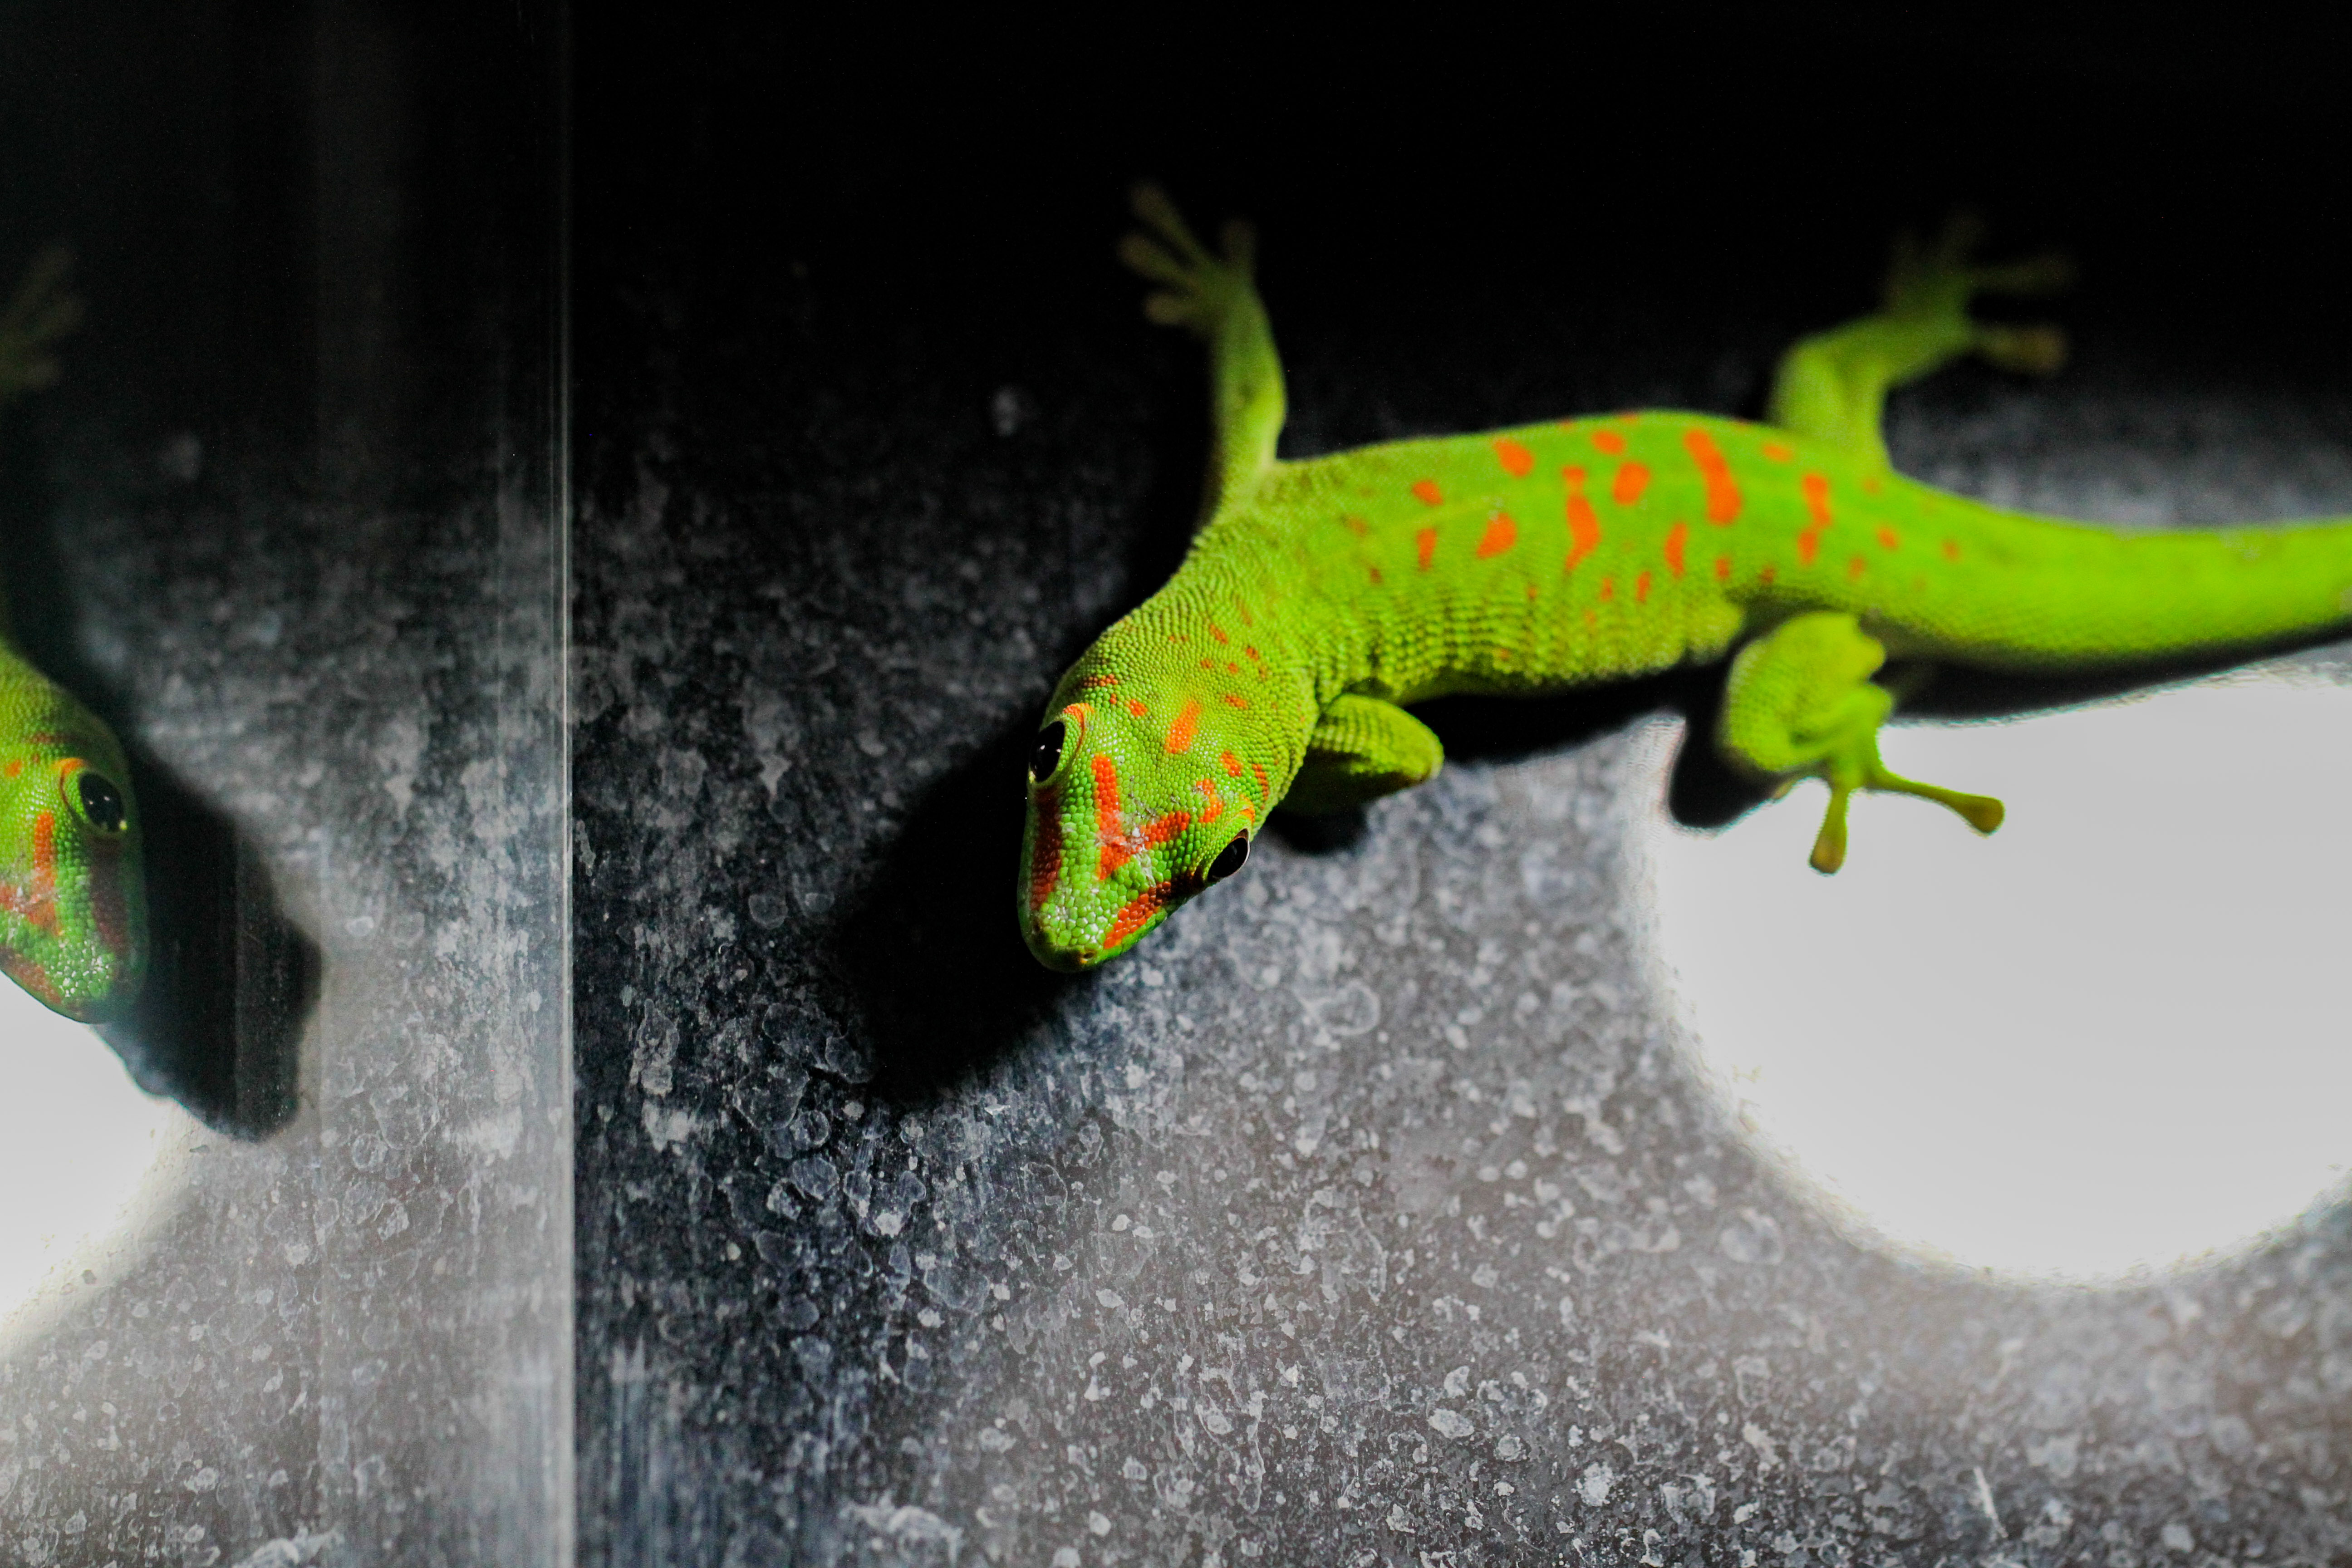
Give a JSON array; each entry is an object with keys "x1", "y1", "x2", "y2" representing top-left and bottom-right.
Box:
[
  {"x1": 1019, "y1": 187, "x2": 2352, "y2": 972},
  {"x1": 0, "y1": 248, "x2": 147, "y2": 1020}
]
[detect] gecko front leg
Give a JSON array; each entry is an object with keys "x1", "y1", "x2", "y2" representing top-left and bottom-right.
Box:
[{"x1": 1716, "y1": 612, "x2": 2003, "y2": 873}]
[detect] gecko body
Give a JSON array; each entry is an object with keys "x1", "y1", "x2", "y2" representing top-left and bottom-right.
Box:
[{"x1": 1018, "y1": 192, "x2": 2352, "y2": 972}]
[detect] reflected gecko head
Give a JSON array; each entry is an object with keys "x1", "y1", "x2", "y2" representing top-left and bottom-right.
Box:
[
  {"x1": 0, "y1": 690, "x2": 147, "y2": 1022},
  {"x1": 1017, "y1": 615, "x2": 1286, "y2": 971}
]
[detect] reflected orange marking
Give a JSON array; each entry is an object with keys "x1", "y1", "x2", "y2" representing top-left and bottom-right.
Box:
[
  {"x1": 1165, "y1": 699, "x2": 1202, "y2": 754},
  {"x1": 1416, "y1": 527, "x2": 1437, "y2": 571},
  {"x1": 1412, "y1": 479, "x2": 1444, "y2": 506},
  {"x1": 1591, "y1": 429, "x2": 1626, "y2": 456},
  {"x1": 1876, "y1": 526, "x2": 1901, "y2": 551},
  {"x1": 1797, "y1": 472, "x2": 1834, "y2": 565},
  {"x1": 1476, "y1": 511, "x2": 1518, "y2": 559},
  {"x1": 1663, "y1": 520, "x2": 1689, "y2": 578},
  {"x1": 1493, "y1": 437, "x2": 1534, "y2": 477},
  {"x1": 1684, "y1": 428, "x2": 1743, "y2": 524},
  {"x1": 1562, "y1": 467, "x2": 1602, "y2": 570},
  {"x1": 1760, "y1": 442, "x2": 1794, "y2": 463},
  {"x1": 1612, "y1": 462, "x2": 1650, "y2": 506}
]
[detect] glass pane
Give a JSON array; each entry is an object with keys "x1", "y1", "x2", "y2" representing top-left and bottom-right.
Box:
[{"x1": 0, "y1": 4, "x2": 570, "y2": 1562}]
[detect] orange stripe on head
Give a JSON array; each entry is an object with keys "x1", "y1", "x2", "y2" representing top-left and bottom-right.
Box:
[
  {"x1": 30, "y1": 811, "x2": 57, "y2": 933},
  {"x1": 1220, "y1": 751, "x2": 1244, "y2": 778},
  {"x1": 1141, "y1": 810, "x2": 1191, "y2": 848},
  {"x1": 1166, "y1": 699, "x2": 1202, "y2": 754},
  {"x1": 1411, "y1": 479, "x2": 1444, "y2": 506},
  {"x1": 1101, "y1": 882, "x2": 1173, "y2": 952},
  {"x1": 1591, "y1": 429, "x2": 1626, "y2": 456},
  {"x1": 1760, "y1": 441, "x2": 1794, "y2": 463},
  {"x1": 1092, "y1": 755, "x2": 1130, "y2": 879},
  {"x1": 1221, "y1": 693, "x2": 1250, "y2": 709},
  {"x1": 1493, "y1": 437, "x2": 1534, "y2": 478},
  {"x1": 1663, "y1": 520, "x2": 1688, "y2": 577},
  {"x1": 1611, "y1": 462, "x2": 1650, "y2": 506},
  {"x1": 1194, "y1": 779, "x2": 1225, "y2": 822},
  {"x1": 1476, "y1": 511, "x2": 1517, "y2": 558},
  {"x1": 1683, "y1": 428, "x2": 1743, "y2": 524},
  {"x1": 1416, "y1": 527, "x2": 1437, "y2": 571}
]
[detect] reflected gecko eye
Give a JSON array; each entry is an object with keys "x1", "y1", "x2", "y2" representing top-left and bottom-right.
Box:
[
  {"x1": 1206, "y1": 832, "x2": 1250, "y2": 884},
  {"x1": 70, "y1": 768, "x2": 128, "y2": 835},
  {"x1": 1030, "y1": 720, "x2": 1068, "y2": 784}
]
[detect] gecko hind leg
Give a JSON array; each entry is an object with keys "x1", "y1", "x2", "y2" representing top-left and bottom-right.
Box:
[
  {"x1": 1766, "y1": 214, "x2": 2072, "y2": 468},
  {"x1": 1717, "y1": 612, "x2": 2003, "y2": 873}
]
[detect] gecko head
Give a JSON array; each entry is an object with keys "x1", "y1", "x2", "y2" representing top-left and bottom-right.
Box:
[
  {"x1": 1017, "y1": 653, "x2": 1281, "y2": 972},
  {"x1": 0, "y1": 711, "x2": 148, "y2": 1023}
]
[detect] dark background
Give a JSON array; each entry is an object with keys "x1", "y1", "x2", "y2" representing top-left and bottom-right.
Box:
[{"x1": 569, "y1": 14, "x2": 2352, "y2": 1567}]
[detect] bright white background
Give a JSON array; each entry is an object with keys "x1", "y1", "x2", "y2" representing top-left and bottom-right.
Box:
[
  {"x1": 0, "y1": 983, "x2": 190, "y2": 1320},
  {"x1": 1647, "y1": 667, "x2": 2352, "y2": 1280}
]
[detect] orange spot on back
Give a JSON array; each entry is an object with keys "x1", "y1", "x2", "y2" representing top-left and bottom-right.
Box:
[
  {"x1": 1343, "y1": 514, "x2": 1370, "y2": 536},
  {"x1": 1367, "y1": 564, "x2": 1385, "y2": 585},
  {"x1": 1876, "y1": 525, "x2": 1901, "y2": 551},
  {"x1": 1591, "y1": 429, "x2": 1626, "y2": 456},
  {"x1": 1165, "y1": 699, "x2": 1202, "y2": 754},
  {"x1": 1080, "y1": 673, "x2": 1119, "y2": 689},
  {"x1": 1663, "y1": 520, "x2": 1689, "y2": 578},
  {"x1": 1411, "y1": 479, "x2": 1444, "y2": 506},
  {"x1": 1416, "y1": 527, "x2": 1438, "y2": 571},
  {"x1": 1476, "y1": 511, "x2": 1518, "y2": 559},
  {"x1": 1941, "y1": 539, "x2": 1962, "y2": 561},
  {"x1": 1222, "y1": 693, "x2": 1251, "y2": 709},
  {"x1": 1611, "y1": 462, "x2": 1650, "y2": 506},
  {"x1": 1759, "y1": 563, "x2": 1778, "y2": 585},
  {"x1": 1847, "y1": 554, "x2": 1868, "y2": 580},
  {"x1": 1209, "y1": 623, "x2": 1230, "y2": 644},
  {"x1": 1125, "y1": 699, "x2": 1148, "y2": 718},
  {"x1": 1561, "y1": 467, "x2": 1602, "y2": 570},
  {"x1": 1861, "y1": 476, "x2": 1883, "y2": 495},
  {"x1": 1, "y1": 760, "x2": 17, "y2": 779},
  {"x1": 1760, "y1": 441, "x2": 1794, "y2": 463},
  {"x1": 1797, "y1": 472, "x2": 1834, "y2": 565},
  {"x1": 1635, "y1": 570, "x2": 1652, "y2": 603},
  {"x1": 1493, "y1": 437, "x2": 1534, "y2": 478},
  {"x1": 1713, "y1": 555, "x2": 1732, "y2": 581},
  {"x1": 1684, "y1": 428, "x2": 1743, "y2": 524},
  {"x1": 1599, "y1": 576, "x2": 1615, "y2": 601}
]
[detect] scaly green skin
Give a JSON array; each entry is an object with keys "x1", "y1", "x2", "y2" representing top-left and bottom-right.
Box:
[
  {"x1": 1018, "y1": 192, "x2": 2352, "y2": 971},
  {"x1": 0, "y1": 250, "x2": 148, "y2": 1020}
]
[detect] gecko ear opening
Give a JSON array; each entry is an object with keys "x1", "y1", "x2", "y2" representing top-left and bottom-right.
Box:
[{"x1": 1205, "y1": 832, "x2": 1250, "y2": 884}]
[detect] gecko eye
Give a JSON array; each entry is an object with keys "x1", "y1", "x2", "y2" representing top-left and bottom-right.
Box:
[
  {"x1": 69, "y1": 768, "x2": 128, "y2": 835},
  {"x1": 1205, "y1": 832, "x2": 1250, "y2": 884},
  {"x1": 1030, "y1": 720, "x2": 1068, "y2": 785}
]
